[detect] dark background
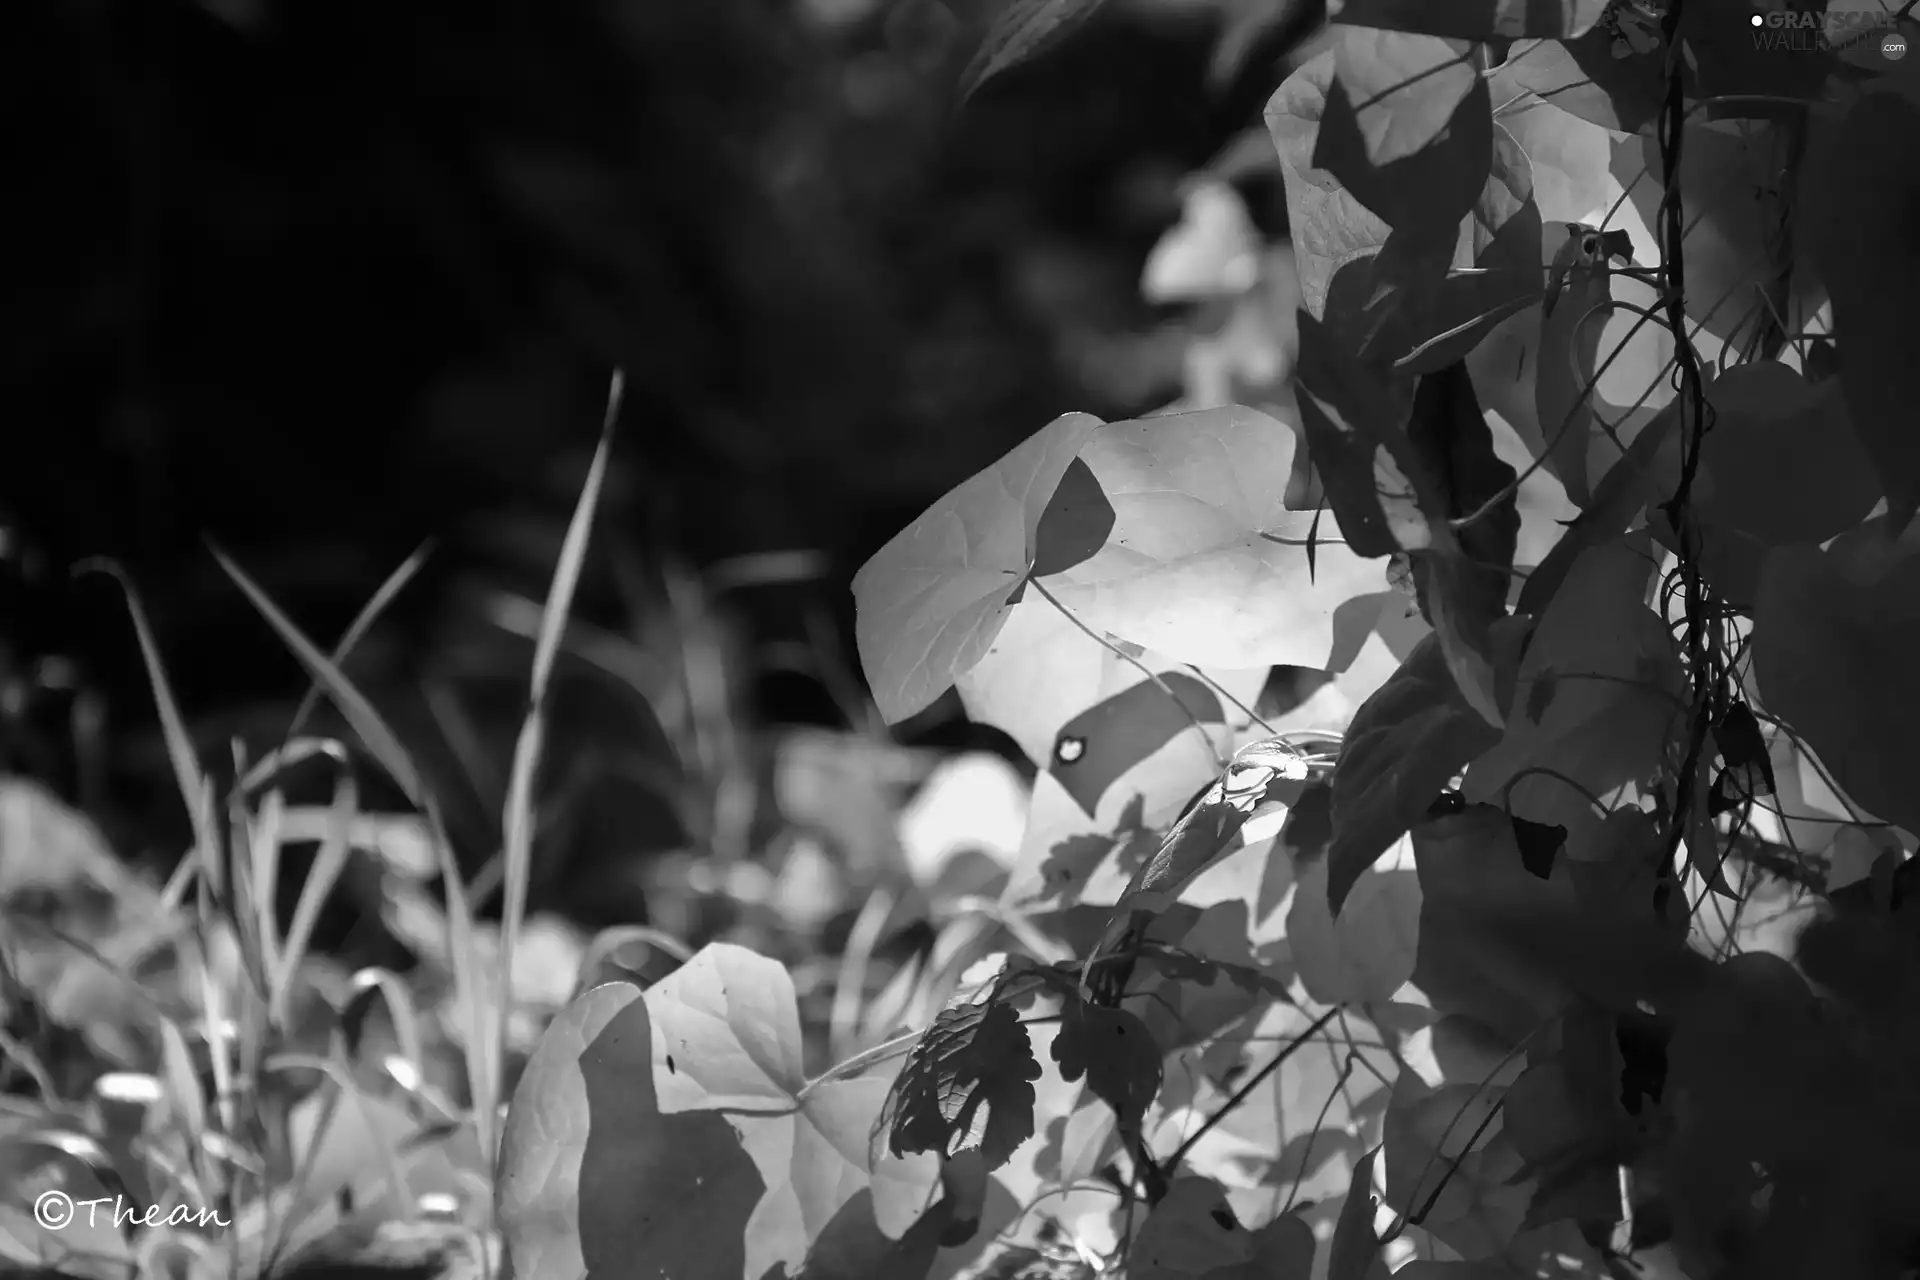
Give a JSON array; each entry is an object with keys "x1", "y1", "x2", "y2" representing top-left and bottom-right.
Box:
[{"x1": 1, "y1": 0, "x2": 1308, "y2": 925}]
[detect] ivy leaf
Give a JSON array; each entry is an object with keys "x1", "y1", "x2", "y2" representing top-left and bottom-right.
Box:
[
  {"x1": 1288, "y1": 855, "x2": 1423, "y2": 1006},
  {"x1": 1327, "y1": 0, "x2": 1609, "y2": 39},
  {"x1": 1050, "y1": 1001, "x2": 1162, "y2": 1134},
  {"x1": 853, "y1": 411, "x2": 1104, "y2": 724},
  {"x1": 958, "y1": 0, "x2": 1107, "y2": 102},
  {"x1": 1037, "y1": 405, "x2": 1389, "y2": 669},
  {"x1": 496, "y1": 954, "x2": 943, "y2": 1280},
  {"x1": 1315, "y1": 28, "x2": 1492, "y2": 239},
  {"x1": 1489, "y1": 91, "x2": 1612, "y2": 226},
  {"x1": 956, "y1": 594, "x2": 1268, "y2": 801},
  {"x1": 1752, "y1": 540, "x2": 1920, "y2": 836},
  {"x1": 1274, "y1": 55, "x2": 1542, "y2": 375},
  {"x1": 1461, "y1": 532, "x2": 1685, "y2": 863},
  {"x1": 1500, "y1": 33, "x2": 1666, "y2": 133},
  {"x1": 1801, "y1": 90, "x2": 1920, "y2": 529},
  {"x1": 1648, "y1": 361, "x2": 1882, "y2": 609},
  {"x1": 880, "y1": 989, "x2": 1043, "y2": 1175},
  {"x1": 1130, "y1": 1177, "x2": 1258, "y2": 1279},
  {"x1": 1381, "y1": 1072, "x2": 1530, "y2": 1259},
  {"x1": 1326, "y1": 632, "x2": 1506, "y2": 916},
  {"x1": 1327, "y1": 1148, "x2": 1387, "y2": 1280}
]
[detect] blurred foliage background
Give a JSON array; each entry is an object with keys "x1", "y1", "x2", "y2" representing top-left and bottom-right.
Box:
[{"x1": 2, "y1": 0, "x2": 1318, "y2": 941}]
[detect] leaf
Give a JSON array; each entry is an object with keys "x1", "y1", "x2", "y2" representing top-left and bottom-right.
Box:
[
  {"x1": 1402, "y1": 361, "x2": 1519, "y2": 725},
  {"x1": 1143, "y1": 181, "x2": 1266, "y2": 304},
  {"x1": 1328, "y1": 0, "x2": 1609, "y2": 39},
  {"x1": 1381, "y1": 1071, "x2": 1529, "y2": 1259},
  {"x1": 957, "y1": 0, "x2": 1107, "y2": 101},
  {"x1": 881, "y1": 989, "x2": 1044, "y2": 1176},
  {"x1": 1037, "y1": 405, "x2": 1389, "y2": 668},
  {"x1": 497, "y1": 983, "x2": 764, "y2": 1280},
  {"x1": 1752, "y1": 540, "x2": 1920, "y2": 836},
  {"x1": 641, "y1": 946, "x2": 946, "y2": 1279},
  {"x1": 1276, "y1": 58, "x2": 1543, "y2": 376},
  {"x1": 1412, "y1": 805, "x2": 1711, "y2": 1042},
  {"x1": 1679, "y1": 0, "x2": 1833, "y2": 121},
  {"x1": 1327, "y1": 1148, "x2": 1387, "y2": 1280},
  {"x1": 1130, "y1": 1177, "x2": 1257, "y2": 1279},
  {"x1": 1326, "y1": 632, "x2": 1507, "y2": 916},
  {"x1": 956, "y1": 593, "x2": 1267, "y2": 791},
  {"x1": 853, "y1": 411, "x2": 1104, "y2": 724},
  {"x1": 1489, "y1": 92, "x2": 1612, "y2": 226},
  {"x1": 1050, "y1": 1001, "x2": 1162, "y2": 1133},
  {"x1": 1801, "y1": 90, "x2": 1920, "y2": 528},
  {"x1": 1289, "y1": 856, "x2": 1423, "y2": 1006},
  {"x1": 1315, "y1": 28, "x2": 1492, "y2": 239},
  {"x1": 1105, "y1": 737, "x2": 1314, "y2": 922},
  {"x1": 1292, "y1": 311, "x2": 1425, "y2": 560},
  {"x1": 1649, "y1": 362, "x2": 1883, "y2": 609},
  {"x1": 1461, "y1": 531, "x2": 1685, "y2": 863},
  {"x1": 1500, "y1": 33, "x2": 1665, "y2": 133}
]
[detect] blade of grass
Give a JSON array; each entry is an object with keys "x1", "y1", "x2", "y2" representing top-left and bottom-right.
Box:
[
  {"x1": 75, "y1": 560, "x2": 225, "y2": 903},
  {"x1": 270, "y1": 771, "x2": 360, "y2": 1028},
  {"x1": 492, "y1": 370, "x2": 623, "y2": 1167},
  {"x1": 284, "y1": 541, "x2": 433, "y2": 741},
  {"x1": 207, "y1": 549, "x2": 490, "y2": 1164}
]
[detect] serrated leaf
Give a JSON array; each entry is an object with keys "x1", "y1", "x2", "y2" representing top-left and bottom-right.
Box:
[
  {"x1": 1461, "y1": 531, "x2": 1686, "y2": 863},
  {"x1": 853, "y1": 411, "x2": 1104, "y2": 724},
  {"x1": 1037, "y1": 405, "x2": 1389, "y2": 668},
  {"x1": 1328, "y1": 0, "x2": 1610, "y2": 39},
  {"x1": 1315, "y1": 28, "x2": 1492, "y2": 238},
  {"x1": 1752, "y1": 540, "x2": 1920, "y2": 836},
  {"x1": 1328, "y1": 632, "x2": 1507, "y2": 915},
  {"x1": 881, "y1": 992, "x2": 1043, "y2": 1175},
  {"x1": 958, "y1": 0, "x2": 1108, "y2": 101},
  {"x1": 1801, "y1": 90, "x2": 1920, "y2": 529}
]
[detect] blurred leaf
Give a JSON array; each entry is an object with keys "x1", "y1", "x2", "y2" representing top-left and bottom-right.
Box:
[
  {"x1": 958, "y1": 0, "x2": 1110, "y2": 101},
  {"x1": 1143, "y1": 182, "x2": 1265, "y2": 304},
  {"x1": 1801, "y1": 90, "x2": 1920, "y2": 528},
  {"x1": 1129, "y1": 1177, "x2": 1255, "y2": 1279},
  {"x1": 1753, "y1": 540, "x2": 1920, "y2": 836}
]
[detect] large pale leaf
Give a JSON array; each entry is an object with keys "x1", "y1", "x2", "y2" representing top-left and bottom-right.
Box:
[
  {"x1": 1038, "y1": 405, "x2": 1388, "y2": 668},
  {"x1": 498, "y1": 947, "x2": 945, "y2": 1280},
  {"x1": 1315, "y1": 28, "x2": 1492, "y2": 239},
  {"x1": 853, "y1": 412, "x2": 1103, "y2": 723},
  {"x1": 956, "y1": 594, "x2": 1266, "y2": 785}
]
